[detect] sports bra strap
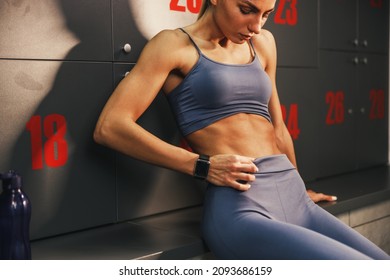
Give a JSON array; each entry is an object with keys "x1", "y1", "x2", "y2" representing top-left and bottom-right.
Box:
[
  {"x1": 179, "y1": 28, "x2": 202, "y2": 54},
  {"x1": 248, "y1": 38, "x2": 257, "y2": 57}
]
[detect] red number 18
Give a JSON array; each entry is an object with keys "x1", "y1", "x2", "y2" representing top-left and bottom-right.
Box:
[{"x1": 26, "y1": 114, "x2": 69, "y2": 170}]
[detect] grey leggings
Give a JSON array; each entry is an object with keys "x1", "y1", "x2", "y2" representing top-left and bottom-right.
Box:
[{"x1": 202, "y1": 154, "x2": 390, "y2": 259}]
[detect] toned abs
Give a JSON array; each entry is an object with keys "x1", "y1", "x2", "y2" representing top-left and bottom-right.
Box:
[{"x1": 186, "y1": 113, "x2": 281, "y2": 158}]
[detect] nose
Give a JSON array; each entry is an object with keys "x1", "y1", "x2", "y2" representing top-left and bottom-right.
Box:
[
  {"x1": 248, "y1": 16, "x2": 262, "y2": 34},
  {"x1": 248, "y1": 22, "x2": 261, "y2": 35}
]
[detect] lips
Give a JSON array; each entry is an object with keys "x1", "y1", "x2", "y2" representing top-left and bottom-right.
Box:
[{"x1": 240, "y1": 33, "x2": 252, "y2": 40}]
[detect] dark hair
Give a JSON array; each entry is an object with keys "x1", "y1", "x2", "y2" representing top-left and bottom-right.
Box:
[{"x1": 198, "y1": 0, "x2": 211, "y2": 19}]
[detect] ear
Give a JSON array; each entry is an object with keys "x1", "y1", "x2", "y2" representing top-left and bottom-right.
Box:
[{"x1": 210, "y1": 0, "x2": 218, "y2": 6}]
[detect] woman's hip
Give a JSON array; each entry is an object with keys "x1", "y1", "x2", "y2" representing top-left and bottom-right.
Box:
[{"x1": 203, "y1": 154, "x2": 313, "y2": 223}]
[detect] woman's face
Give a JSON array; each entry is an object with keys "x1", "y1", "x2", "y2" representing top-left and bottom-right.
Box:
[{"x1": 212, "y1": 0, "x2": 276, "y2": 43}]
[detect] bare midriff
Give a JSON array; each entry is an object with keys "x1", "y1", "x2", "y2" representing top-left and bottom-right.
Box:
[{"x1": 186, "y1": 113, "x2": 281, "y2": 158}]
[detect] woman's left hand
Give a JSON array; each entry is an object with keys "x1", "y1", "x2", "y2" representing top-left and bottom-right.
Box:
[{"x1": 306, "y1": 189, "x2": 337, "y2": 203}]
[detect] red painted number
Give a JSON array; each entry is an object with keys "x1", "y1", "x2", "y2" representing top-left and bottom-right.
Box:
[
  {"x1": 26, "y1": 114, "x2": 69, "y2": 170},
  {"x1": 281, "y1": 104, "x2": 301, "y2": 140},
  {"x1": 369, "y1": 89, "x2": 385, "y2": 120},
  {"x1": 274, "y1": 0, "x2": 298, "y2": 26},
  {"x1": 326, "y1": 91, "x2": 345, "y2": 125},
  {"x1": 370, "y1": 0, "x2": 383, "y2": 8},
  {"x1": 170, "y1": 0, "x2": 202, "y2": 13}
]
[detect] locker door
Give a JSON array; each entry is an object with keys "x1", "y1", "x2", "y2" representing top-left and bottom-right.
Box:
[
  {"x1": 277, "y1": 68, "x2": 319, "y2": 181},
  {"x1": 266, "y1": 0, "x2": 318, "y2": 67},
  {"x1": 113, "y1": 0, "x2": 147, "y2": 62},
  {"x1": 113, "y1": 0, "x2": 198, "y2": 63},
  {"x1": 113, "y1": 64, "x2": 205, "y2": 222},
  {"x1": 0, "y1": 60, "x2": 116, "y2": 239},
  {"x1": 356, "y1": 54, "x2": 389, "y2": 168},
  {"x1": 358, "y1": 0, "x2": 389, "y2": 54},
  {"x1": 319, "y1": 0, "x2": 358, "y2": 51},
  {"x1": 0, "y1": 0, "x2": 112, "y2": 61},
  {"x1": 318, "y1": 51, "x2": 358, "y2": 177}
]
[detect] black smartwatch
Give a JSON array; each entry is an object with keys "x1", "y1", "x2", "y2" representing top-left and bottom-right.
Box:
[{"x1": 193, "y1": 154, "x2": 210, "y2": 180}]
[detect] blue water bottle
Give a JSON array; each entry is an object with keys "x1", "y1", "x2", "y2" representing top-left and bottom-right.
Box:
[{"x1": 0, "y1": 170, "x2": 32, "y2": 259}]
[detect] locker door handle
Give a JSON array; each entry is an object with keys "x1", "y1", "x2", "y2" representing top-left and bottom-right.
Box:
[
  {"x1": 123, "y1": 43, "x2": 132, "y2": 53},
  {"x1": 360, "y1": 57, "x2": 368, "y2": 65},
  {"x1": 352, "y1": 38, "x2": 359, "y2": 46}
]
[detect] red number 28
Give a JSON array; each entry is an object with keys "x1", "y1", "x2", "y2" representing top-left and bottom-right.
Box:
[{"x1": 326, "y1": 91, "x2": 345, "y2": 125}]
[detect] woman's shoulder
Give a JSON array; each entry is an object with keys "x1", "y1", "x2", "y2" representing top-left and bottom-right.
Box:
[
  {"x1": 251, "y1": 29, "x2": 277, "y2": 68},
  {"x1": 137, "y1": 28, "x2": 194, "y2": 69},
  {"x1": 147, "y1": 28, "x2": 192, "y2": 51},
  {"x1": 252, "y1": 29, "x2": 276, "y2": 50}
]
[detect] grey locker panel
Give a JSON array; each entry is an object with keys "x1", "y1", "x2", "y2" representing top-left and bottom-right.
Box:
[
  {"x1": 0, "y1": 0, "x2": 112, "y2": 61},
  {"x1": 318, "y1": 51, "x2": 358, "y2": 177},
  {"x1": 358, "y1": 0, "x2": 389, "y2": 54},
  {"x1": 113, "y1": 0, "x2": 198, "y2": 63},
  {"x1": 0, "y1": 60, "x2": 116, "y2": 239},
  {"x1": 113, "y1": 64, "x2": 205, "y2": 222},
  {"x1": 277, "y1": 68, "x2": 319, "y2": 182},
  {"x1": 266, "y1": 0, "x2": 318, "y2": 67},
  {"x1": 356, "y1": 54, "x2": 388, "y2": 168},
  {"x1": 319, "y1": 0, "x2": 358, "y2": 51},
  {"x1": 113, "y1": 0, "x2": 147, "y2": 62}
]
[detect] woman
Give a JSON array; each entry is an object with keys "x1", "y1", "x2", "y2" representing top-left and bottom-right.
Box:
[{"x1": 94, "y1": 0, "x2": 389, "y2": 259}]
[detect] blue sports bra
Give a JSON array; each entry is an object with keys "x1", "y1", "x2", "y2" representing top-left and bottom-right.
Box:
[{"x1": 166, "y1": 28, "x2": 272, "y2": 136}]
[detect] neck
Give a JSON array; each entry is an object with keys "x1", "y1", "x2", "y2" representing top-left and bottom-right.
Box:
[{"x1": 192, "y1": 9, "x2": 231, "y2": 47}]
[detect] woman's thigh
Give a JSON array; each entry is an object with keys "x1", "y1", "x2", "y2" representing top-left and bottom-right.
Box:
[
  {"x1": 304, "y1": 203, "x2": 390, "y2": 260},
  {"x1": 203, "y1": 208, "x2": 373, "y2": 260},
  {"x1": 202, "y1": 155, "x2": 389, "y2": 259}
]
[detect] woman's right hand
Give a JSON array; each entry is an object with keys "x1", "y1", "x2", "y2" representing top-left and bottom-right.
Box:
[{"x1": 206, "y1": 154, "x2": 259, "y2": 191}]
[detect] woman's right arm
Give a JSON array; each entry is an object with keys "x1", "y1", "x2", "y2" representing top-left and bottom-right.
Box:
[
  {"x1": 94, "y1": 30, "x2": 198, "y2": 176},
  {"x1": 94, "y1": 30, "x2": 257, "y2": 190}
]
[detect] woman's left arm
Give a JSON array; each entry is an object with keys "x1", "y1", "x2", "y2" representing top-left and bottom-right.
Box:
[
  {"x1": 257, "y1": 30, "x2": 297, "y2": 167},
  {"x1": 256, "y1": 30, "x2": 336, "y2": 203}
]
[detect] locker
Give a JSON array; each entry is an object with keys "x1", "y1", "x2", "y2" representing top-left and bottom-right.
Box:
[
  {"x1": 0, "y1": 60, "x2": 116, "y2": 239},
  {"x1": 318, "y1": 50, "x2": 388, "y2": 177},
  {"x1": 113, "y1": 0, "x2": 198, "y2": 63},
  {"x1": 358, "y1": 0, "x2": 389, "y2": 54},
  {"x1": 277, "y1": 68, "x2": 319, "y2": 182},
  {"x1": 113, "y1": 64, "x2": 205, "y2": 222},
  {"x1": 319, "y1": 0, "x2": 358, "y2": 52},
  {"x1": 320, "y1": 0, "x2": 389, "y2": 53},
  {"x1": 0, "y1": 0, "x2": 112, "y2": 61},
  {"x1": 356, "y1": 53, "x2": 389, "y2": 168},
  {"x1": 266, "y1": 0, "x2": 318, "y2": 67},
  {"x1": 318, "y1": 51, "x2": 357, "y2": 177}
]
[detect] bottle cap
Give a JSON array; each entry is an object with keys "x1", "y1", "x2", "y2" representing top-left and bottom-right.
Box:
[{"x1": 0, "y1": 170, "x2": 22, "y2": 190}]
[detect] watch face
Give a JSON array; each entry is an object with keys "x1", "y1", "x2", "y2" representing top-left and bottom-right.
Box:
[
  {"x1": 195, "y1": 158, "x2": 210, "y2": 179},
  {"x1": 129, "y1": 0, "x2": 199, "y2": 40}
]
